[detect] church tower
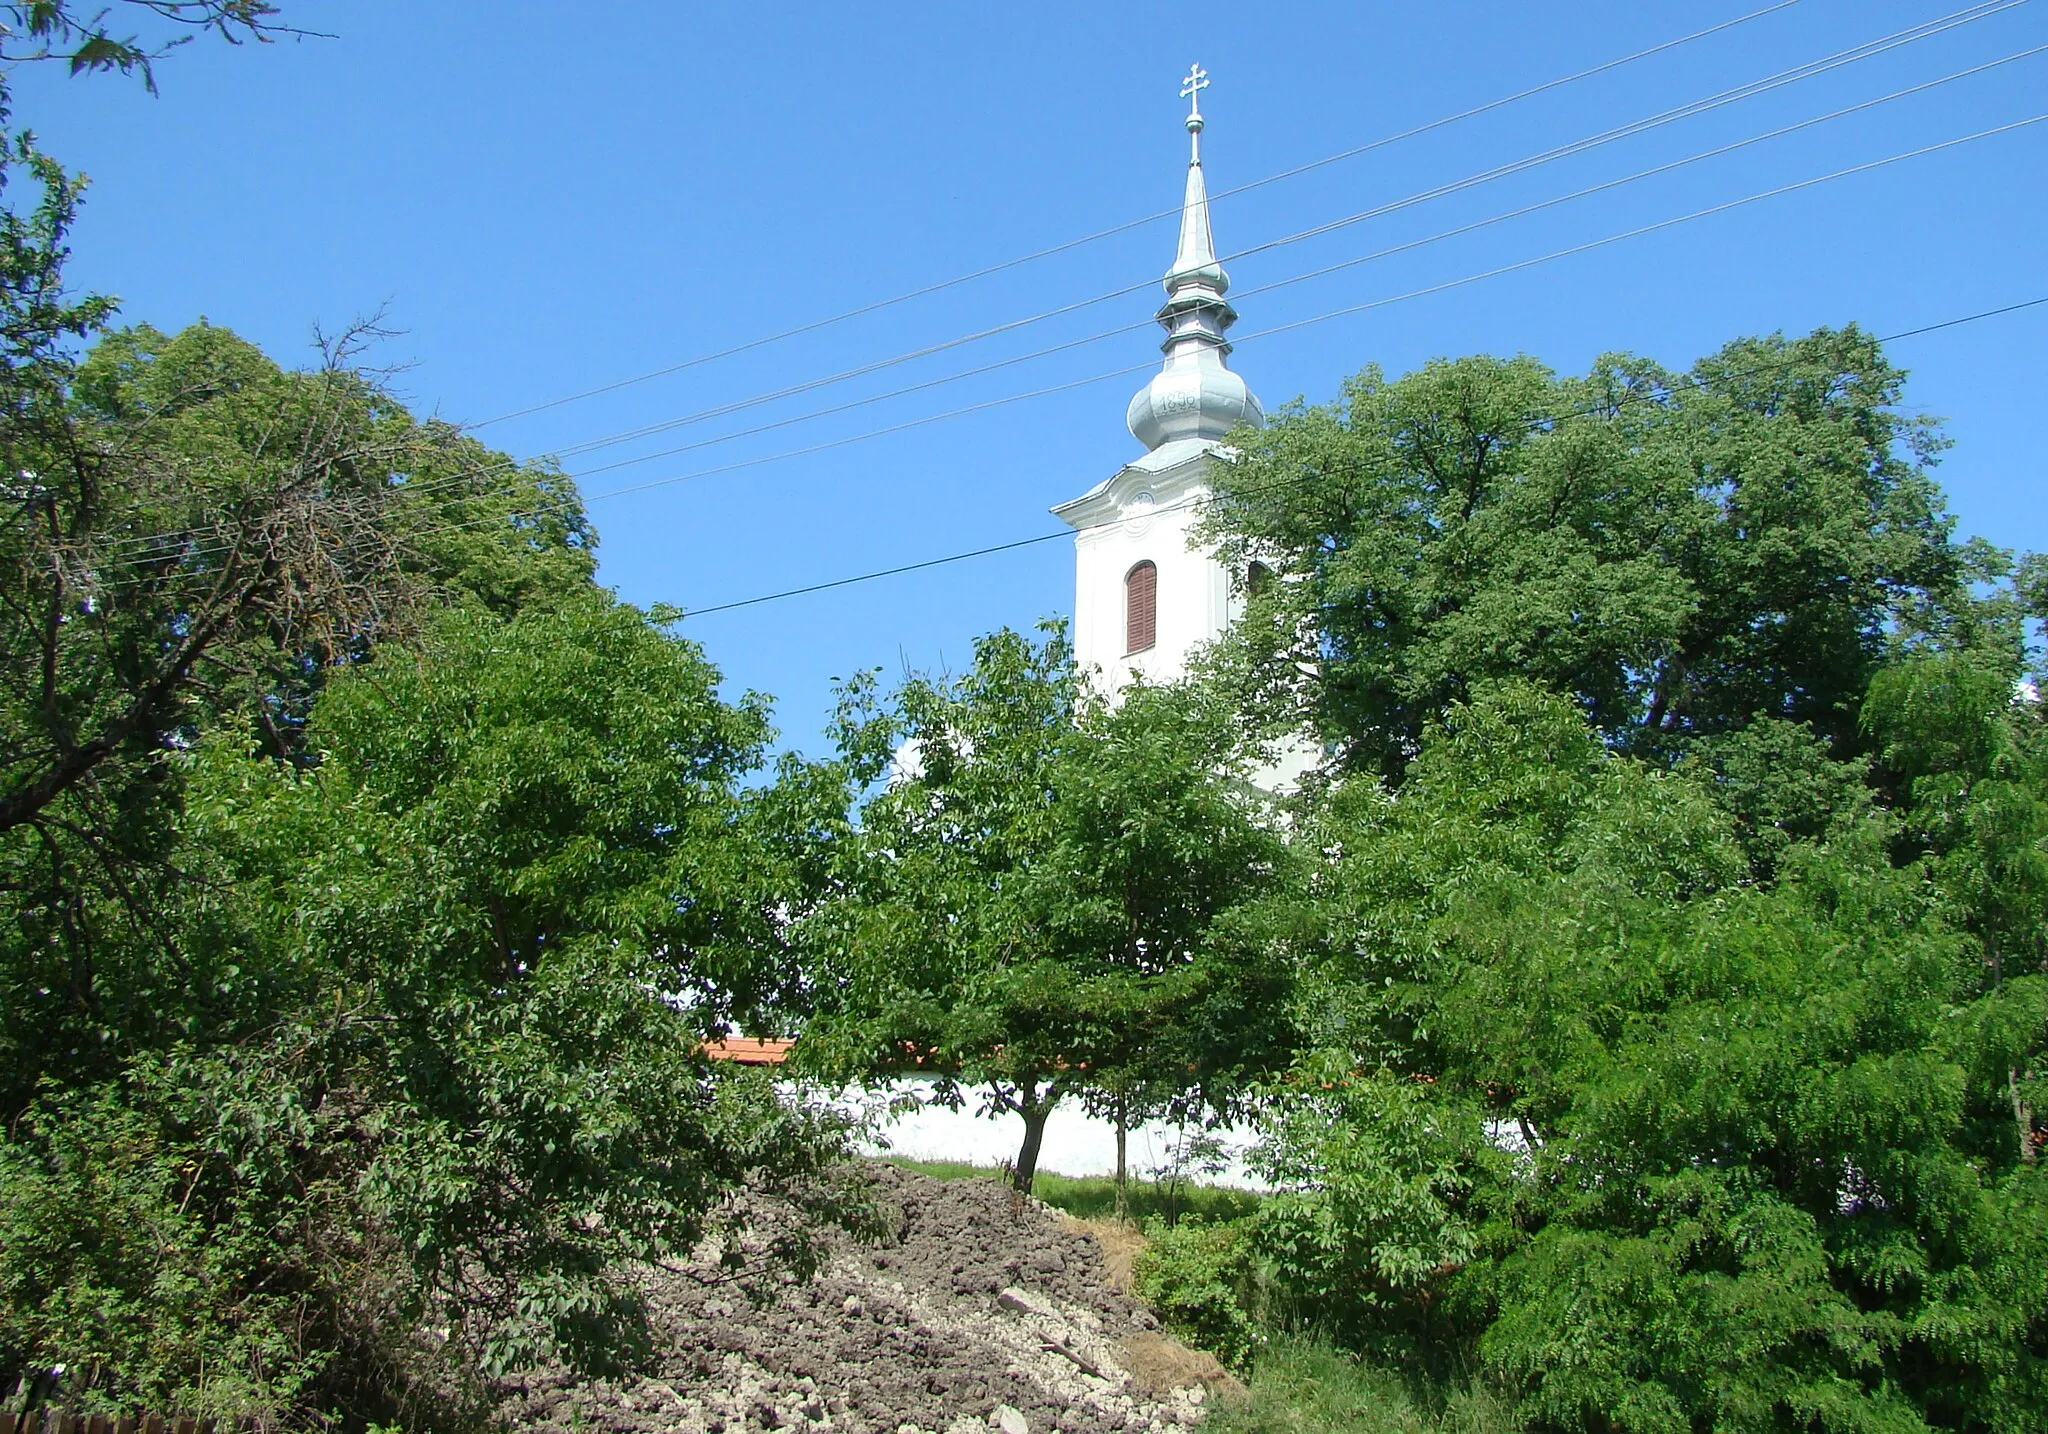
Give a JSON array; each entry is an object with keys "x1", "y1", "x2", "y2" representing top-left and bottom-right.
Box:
[{"x1": 1053, "y1": 64, "x2": 1264, "y2": 694}]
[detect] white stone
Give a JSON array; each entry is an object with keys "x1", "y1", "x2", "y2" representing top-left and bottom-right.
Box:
[{"x1": 995, "y1": 1406, "x2": 1030, "y2": 1434}]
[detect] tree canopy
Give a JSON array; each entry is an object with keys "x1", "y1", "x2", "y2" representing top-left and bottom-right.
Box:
[
  {"x1": 797, "y1": 625, "x2": 1294, "y2": 1190},
  {"x1": 1, "y1": 601, "x2": 867, "y2": 1423},
  {"x1": 1105, "y1": 325, "x2": 2048, "y2": 1433},
  {"x1": 1198, "y1": 329, "x2": 1985, "y2": 781},
  {"x1": 1222, "y1": 681, "x2": 2048, "y2": 1432},
  {"x1": 0, "y1": 90, "x2": 862, "y2": 1426},
  {"x1": 0, "y1": 2, "x2": 302, "y2": 90}
]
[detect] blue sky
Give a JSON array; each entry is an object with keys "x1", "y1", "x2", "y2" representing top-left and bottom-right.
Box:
[{"x1": 10, "y1": 0, "x2": 2044, "y2": 750}]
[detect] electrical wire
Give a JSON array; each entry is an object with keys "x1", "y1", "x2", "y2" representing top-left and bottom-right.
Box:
[
  {"x1": 93, "y1": 105, "x2": 2048, "y2": 579},
  {"x1": 91, "y1": 0, "x2": 2031, "y2": 565},
  {"x1": 680, "y1": 295, "x2": 2048, "y2": 618},
  {"x1": 1230, "y1": 41, "x2": 2048, "y2": 317},
  {"x1": 541, "y1": 0, "x2": 2021, "y2": 468},
  {"x1": 476, "y1": 41, "x2": 2048, "y2": 497},
  {"x1": 466, "y1": 0, "x2": 1808, "y2": 431},
  {"x1": 593, "y1": 110, "x2": 2048, "y2": 505}
]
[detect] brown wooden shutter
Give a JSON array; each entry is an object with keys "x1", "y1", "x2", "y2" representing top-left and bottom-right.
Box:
[{"x1": 1125, "y1": 560, "x2": 1158, "y2": 654}]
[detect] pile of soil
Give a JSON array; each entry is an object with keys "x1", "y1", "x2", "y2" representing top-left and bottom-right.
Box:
[{"x1": 495, "y1": 1164, "x2": 1231, "y2": 1434}]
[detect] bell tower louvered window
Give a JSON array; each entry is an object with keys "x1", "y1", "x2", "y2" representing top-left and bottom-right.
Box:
[{"x1": 1125, "y1": 560, "x2": 1158, "y2": 655}]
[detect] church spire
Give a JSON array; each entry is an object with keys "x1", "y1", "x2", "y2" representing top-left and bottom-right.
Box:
[
  {"x1": 1168, "y1": 63, "x2": 1224, "y2": 292},
  {"x1": 1126, "y1": 63, "x2": 1263, "y2": 452}
]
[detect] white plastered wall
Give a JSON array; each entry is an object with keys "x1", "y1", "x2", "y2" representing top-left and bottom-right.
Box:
[
  {"x1": 1058, "y1": 444, "x2": 1319, "y2": 793},
  {"x1": 1067, "y1": 452, "x2": 1232, "y2": 695}
]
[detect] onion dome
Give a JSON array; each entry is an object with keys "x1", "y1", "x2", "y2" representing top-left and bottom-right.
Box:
[{"x1": 1126, "y1": 64, "x2": 1265, "y2": 451}]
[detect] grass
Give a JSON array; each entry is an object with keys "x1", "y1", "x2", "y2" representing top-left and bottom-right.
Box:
[
  {"x1": 1201, "y1": 1339, "x2": 1515, "y2": 1434},
  {"x1": 878, "y1": 1156, "x2": 1262, "y2": 1224}
]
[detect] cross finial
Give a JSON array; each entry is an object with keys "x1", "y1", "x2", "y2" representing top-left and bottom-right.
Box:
[{"x1": 1180, "y1": 62, "x2": 1208, "y2": 161}]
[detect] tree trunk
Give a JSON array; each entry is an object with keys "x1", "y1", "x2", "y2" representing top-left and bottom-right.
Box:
[
  {"x1": 2013, "y1": 1067, "x2": 2037, "y2": 1165},
  {"x1": 1013, "y1": 1083, "x2": 1053, "y2": 1194},
  {"x1": 1114, "y1": 1090, "x2": 1130, "y2": 1221}
]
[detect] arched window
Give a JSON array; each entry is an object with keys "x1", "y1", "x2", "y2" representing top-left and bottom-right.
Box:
[
  {"x1": 1125, "y1": 560, "x2": 1158, "y2": 655},
  {"x1": 1246, "y1": 560, "x2": 1274, "y2": 598}
]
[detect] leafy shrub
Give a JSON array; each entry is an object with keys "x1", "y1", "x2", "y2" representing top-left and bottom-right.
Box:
[
  {"x1": 0, "y1": 1084, "x2": 351, "y2": 1424},
  {"x1": 1134, "y1": 1217, "x2": 1265, "y2": 1373},
  {"x1": 1246, "y1": 685, "x2": 2048, "y2": 1431}
]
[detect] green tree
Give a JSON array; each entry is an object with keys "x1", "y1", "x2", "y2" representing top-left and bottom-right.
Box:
[
  {"x1": 798, "y1": 625, "x2": 1292, "y2": 1191},
  {"x1": 0, "y1": 599, "x2": 865, "y2": 1424},
  {"x1": 0, "y1": 2, "x2": 301, "y2": 91},
  {"x1": 1241, "y1": 684, "x2": 2048, "y2": 1432},
  {"x1": 1198, "y1": 329, "x2": 1976, "y2": 781},
  {"x1": 0, "y1": 20, "x2": 835, "y2": 1428},
  {"x1": 0, "y1": 306, "x2": 599, "y2": 1109},
  {"x1": 1863, "y1": 649, "x2": 2048, "y2": 1166}
]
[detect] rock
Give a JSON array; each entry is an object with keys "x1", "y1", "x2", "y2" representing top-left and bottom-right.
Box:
[
  {"x1": 995, "y1": 1286, "x2": 1059, "y2": 1320},
  {"x1": 486, "y1": 1164, "x2": 1202, "y2": 1434}
]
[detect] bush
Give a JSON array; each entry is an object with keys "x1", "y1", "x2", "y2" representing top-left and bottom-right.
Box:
[
  {"x1": 1245, "y1": 686, "x2": 2048, "y2": 1430},
  {"x1": 1133, "y1": 1217, "x2": 1265, "y2": 1373},
  {"x1": 0, "y1": 1085, "x2": 351, "y2": 1424}
]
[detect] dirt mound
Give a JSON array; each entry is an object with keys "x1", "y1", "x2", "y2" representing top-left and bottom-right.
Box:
[{"x1": 496, "y1": 1164, "x2": 1228, "y2": 1434}]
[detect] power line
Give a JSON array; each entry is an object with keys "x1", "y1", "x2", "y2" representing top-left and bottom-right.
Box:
[
  {"x1": 1881, "y1": 295, "x2": 2048, "y2": 339},
  {"x1": 465, "y1": 0, "x2": 1807, "y2": 432},
  {"x1": 92, "y1": 0, "x2": 2030, "y2": 566},
  {"x1": 1226, "y1": 0, "x2": 2023, "y2": 269},
  {"x1": 510, "y1": 41, "x2": 2048, "y2": 495},
  {"x1": 589, "y1": 110, "x2": 2048, "y2": 506},
  {"x1": 684, "y1": 532, "x2": 1076, "y2": 617},
  {"x1": 679, "y1": 296, "x2": 2048, "y2": 619},
  {"x1": 1234, "y1": 113, "x2": 2048, "y2": 347},
  {"x1": 96, "y1": 107, "x2": 2048, "y2": 580},
  {"x1": 540, "y1": 0, "x2": 2018, "y2": 471},
  {"x1": 1231, "y1": 40, "x2": 2048, "y2": 316}
]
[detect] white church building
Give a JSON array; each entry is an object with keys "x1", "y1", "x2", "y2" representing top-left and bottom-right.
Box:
[
  {"x1": 859, "y1": 67, "x2": 1306, "y2": 1184},
  {"x1": 1053, "y1": 63, "x2": 1263, "y2": 696},
  {"x1": 1052, "y1": 64, "x2": 1314, "y2": 795}
]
